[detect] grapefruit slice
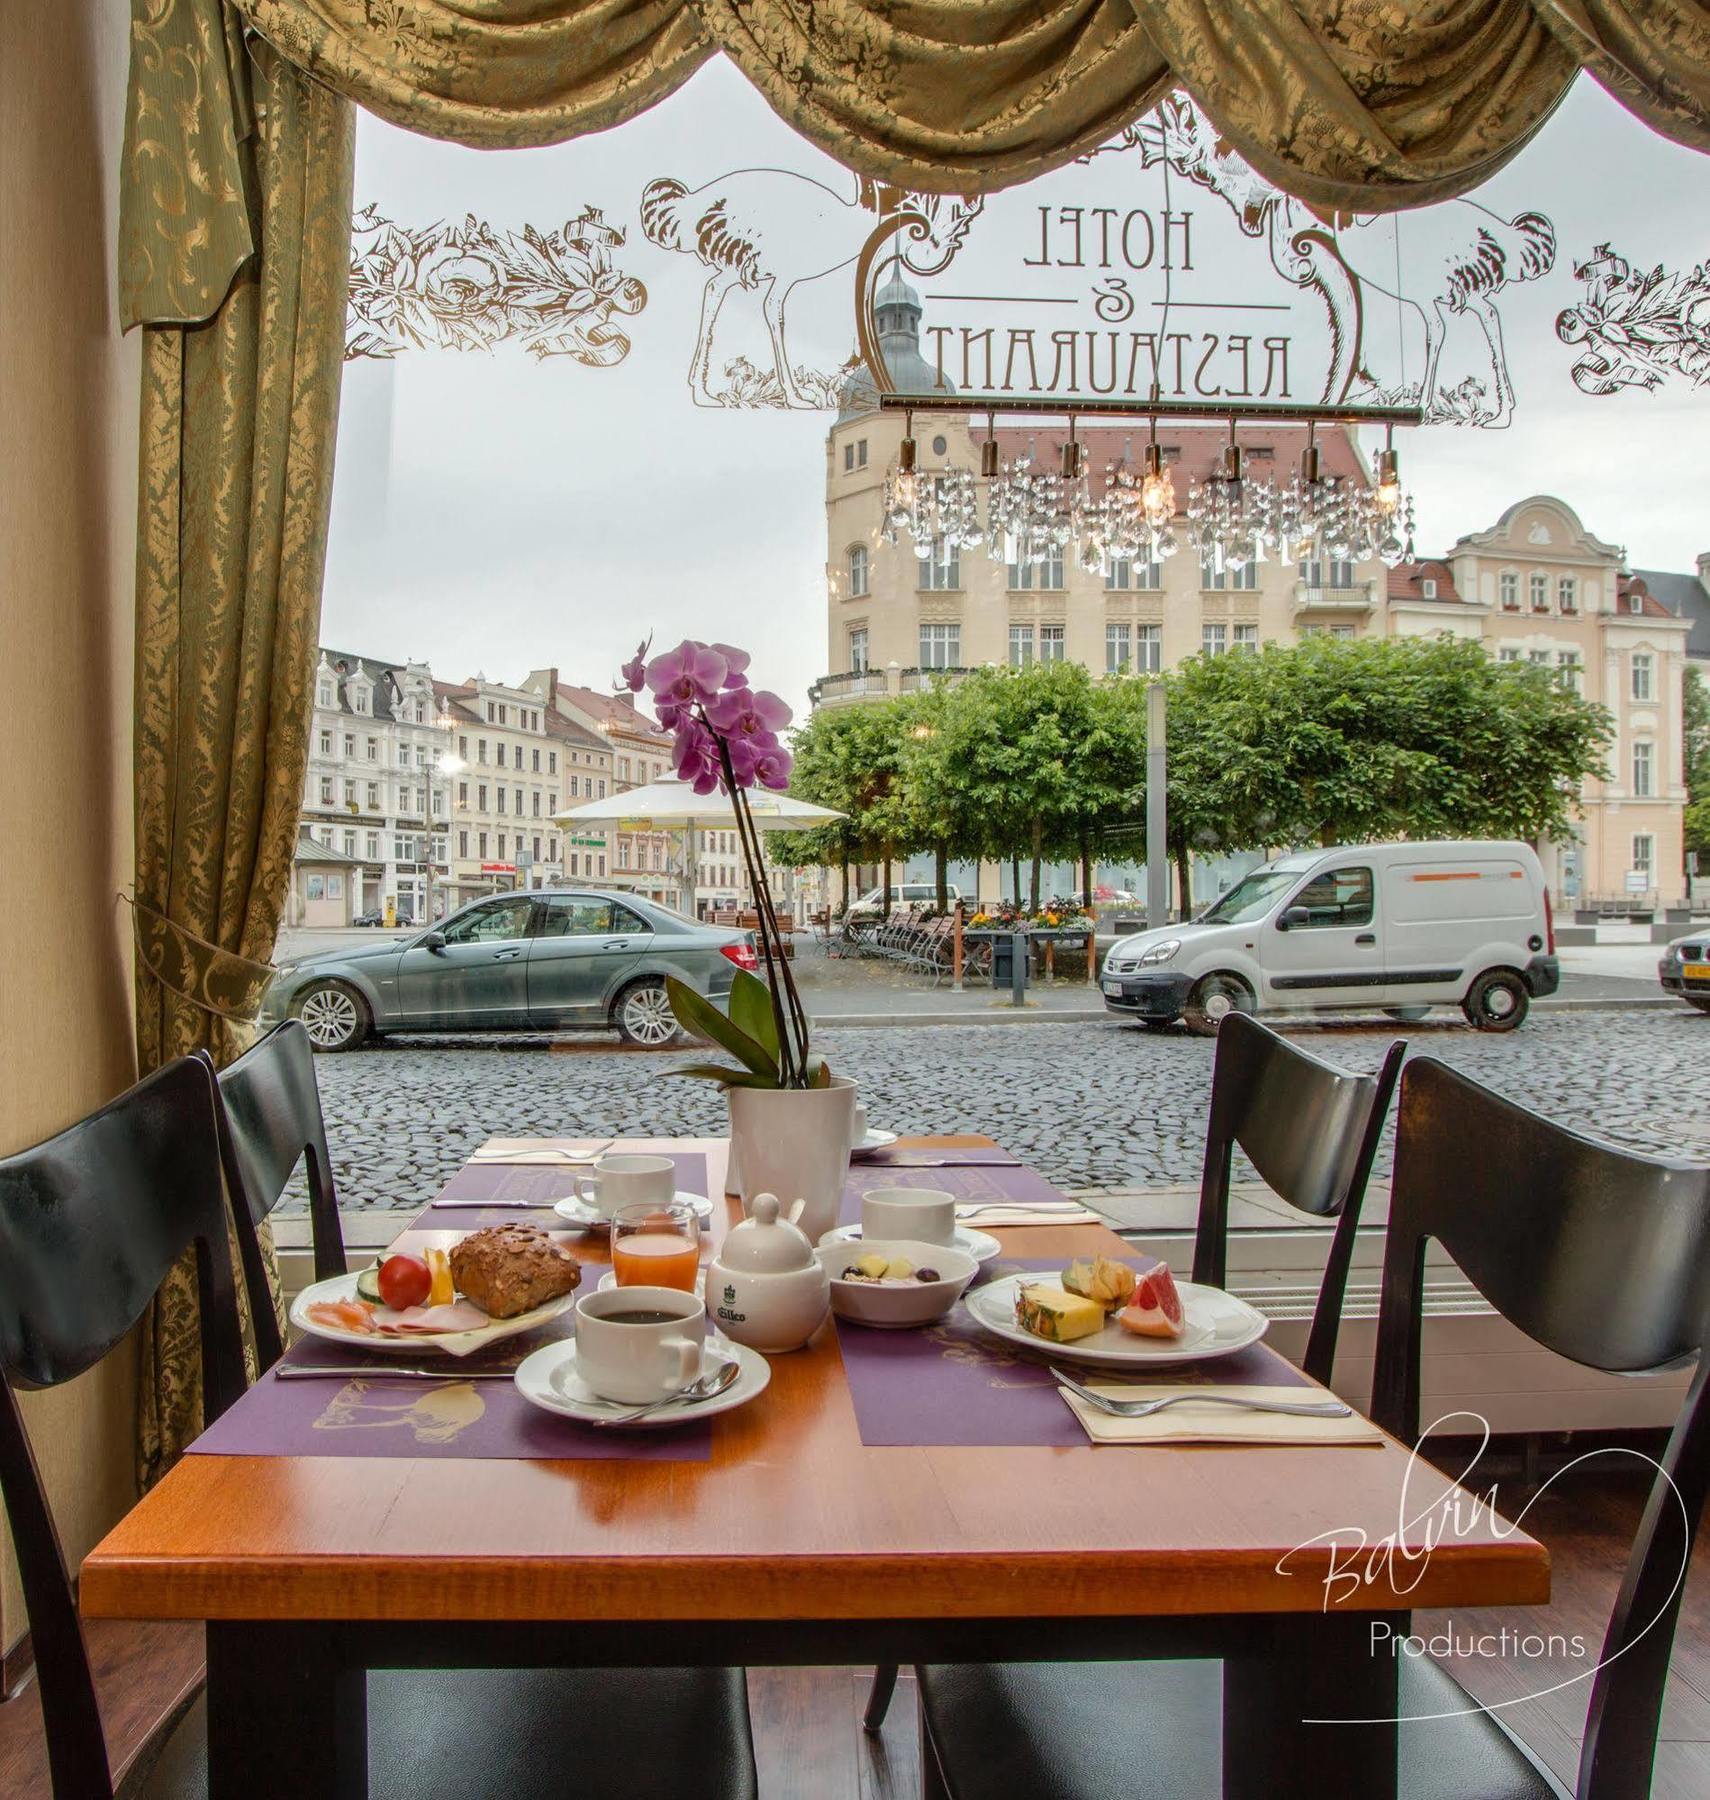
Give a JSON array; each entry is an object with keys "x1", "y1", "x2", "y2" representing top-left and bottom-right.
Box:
[{"x1": 1118, "y1": 1263, "x2": 1185, "y2": 1338}]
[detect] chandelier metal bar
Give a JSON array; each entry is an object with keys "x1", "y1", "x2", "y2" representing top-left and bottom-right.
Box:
[{"x1": 878, "y1": 393, "x2": 1424, "y2": 429}]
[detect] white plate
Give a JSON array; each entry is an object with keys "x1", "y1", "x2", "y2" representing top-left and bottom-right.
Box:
[
  {"x1": 551, "y1": 1190, "x2": 714, "y2": 1229},
  {"x1": 963, "y1": 1274, "x2": 1268, "y2": 1369},
  {"x1": 848, "y1": 1128, "x2": 900, "y2": 1158},
  {"x1": 290, "y1": 1271, "x2": 578, "y2": 1358},
  {"x1": 512, "y1": 1337, "x2": 769, "y2": 1429},
  {"x1": 819, "y1": 1220, "x2": 1003, "y2": 1267}
]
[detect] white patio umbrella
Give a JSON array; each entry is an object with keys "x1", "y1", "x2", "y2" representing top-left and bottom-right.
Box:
[{"x1": 555, "y1": 777, "x2": 846, "y2": 916}]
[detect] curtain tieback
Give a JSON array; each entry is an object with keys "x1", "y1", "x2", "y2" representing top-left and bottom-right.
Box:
[{"x1": 123, "y1": 892, "x2": 276, "y2": 1025}]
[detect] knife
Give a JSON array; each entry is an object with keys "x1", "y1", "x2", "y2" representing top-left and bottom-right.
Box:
[{"x1": 275, "y1": 1364, "x2": 518, "y2": 1381}]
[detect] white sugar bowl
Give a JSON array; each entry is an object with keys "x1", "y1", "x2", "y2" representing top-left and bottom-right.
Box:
[{"x1": 705, "y1": 1192, "x2": 830, "y2": 1353}]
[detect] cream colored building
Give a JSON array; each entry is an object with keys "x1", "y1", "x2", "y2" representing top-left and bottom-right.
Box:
[{"x1": 818, "y1": 283, "x2": 1690, "y2": 905}]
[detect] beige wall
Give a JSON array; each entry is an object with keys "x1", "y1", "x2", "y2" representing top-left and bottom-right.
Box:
[{"x1": 0, "y1": 0, "x2": 143, "y2": 1652}]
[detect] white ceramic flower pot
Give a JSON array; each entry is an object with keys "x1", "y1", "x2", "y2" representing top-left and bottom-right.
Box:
[{"x1": 726, "y1": 1076, "x2": 857, "y2": 1246}]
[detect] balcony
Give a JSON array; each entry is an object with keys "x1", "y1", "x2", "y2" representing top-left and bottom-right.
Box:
[
  {"x1": 1293, "y1": 579, "x2": 1375, "y2": 613},
  {"x1": 898, "y1": 664, "x2": 970, "y2": 692},
  {"x1": 808, "y1": 669, "x2": 892, "y2": 707}
]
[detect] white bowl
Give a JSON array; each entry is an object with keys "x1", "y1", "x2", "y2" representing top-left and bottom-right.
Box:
[{"x1": 816, "y1": 1237, "x2": 978, "y2": 1329}]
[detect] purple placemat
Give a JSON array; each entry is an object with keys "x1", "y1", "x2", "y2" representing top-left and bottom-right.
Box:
[
  {"x1": 840, "y1": 1159, "x2": 1073, "y2": 1224},
  {"x1": 421, "y1": 1152, "x2": 710, "y2": 1228},
  {"x1": 834, "y1": 1258, "x2": 1306, "y2": 1448},
  {"x1": 852, "y1": 1147, "x2": 1021, "y2": 1170},
  {"x1": 188, "y1": 1329, "x2": 712, "y2": 1462}
]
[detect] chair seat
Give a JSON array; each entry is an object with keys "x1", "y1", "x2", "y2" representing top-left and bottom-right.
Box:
[
  {"x1": 918, "y1": 1655, "x2": 1568, "y2": 1800},
  {"x1": 133, "y1": 1666, "x2": 757, "y2": 1799}
]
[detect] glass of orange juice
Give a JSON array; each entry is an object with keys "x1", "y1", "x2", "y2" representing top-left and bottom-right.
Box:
[{"x1": 611, "y1": 1201, "x2": 701, "y2": 1292}]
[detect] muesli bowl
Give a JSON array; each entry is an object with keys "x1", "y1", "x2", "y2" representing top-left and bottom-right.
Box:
[{"x1": 815, "y1": 1238, "x2": 978, "y2": 1329}]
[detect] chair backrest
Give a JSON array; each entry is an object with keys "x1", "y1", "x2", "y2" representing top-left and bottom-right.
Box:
[
  {"x1": 0, "y1": 1056, "x2": 247, "y2": 1800},
  {"x1": 1193, "y1": 1011, "x2": 1404, "y2": 1385},
  {"x1": 205, "y1": 1020, "x2": 346, "y2": 1372},
  {"x1": 1372, "y1": 1055, "x2": 1710, "y2": 1800}
]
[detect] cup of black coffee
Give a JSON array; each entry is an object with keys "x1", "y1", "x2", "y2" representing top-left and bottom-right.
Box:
[{"x1": 574, "y1": 1285, "x2": 706, "y2": 1403}]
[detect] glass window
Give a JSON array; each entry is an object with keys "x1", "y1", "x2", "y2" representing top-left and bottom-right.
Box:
[
  {"x1": 1528, "y1": 650, "x2": 1552, "y2": 666},
  {"x1": 1135, "y1": 625, "x2": 1162, "y2": 673},
  {"x1": 1009, "y1": 548, "x2": 1064, "y2": 590},
  {"x1": 1202, "y1": 623, "x2": 1227, "y2": 656},
  {"x1": 497, "y1": 787, "x2": 507, "y2": 813},
  {"x1": 1529, "y1": 573, "x2": 1550, "y2": 610},
  {"x1": 1500, "y1": 572, "x2": 1519, "y2": 610},
  {"x1": 1631, "y1": 653, "x2": 1654, "y2": 701},
  {"x1": 1298, "y1": 559, "x2": 1355, "y2": 589},
  {"x1": 1039, "y1": 624, "x2": 1066, "y2": 662},
  {"x1": 367, "y1": 737, "x2": 379, "y2": 761},
  {"x1": 306, "y1": 874, "x2": 325, "y2": 901},
  {"x1": 1633, "y1": 833, "x2": 1654, "y2": 876},
  {"x1": 849, "y1": 545, "x2": 869, "y2": 597},
  {"x1": 1632, "y1": 741, "x2": 1654, "y2": 797},
  {"x1": 1105, "y1": 622, "x2": 1130, "y2": 673},
  {"x1": 919, "y1": 623, "x2": 960, "y2": 668},
  {"x1": 536, "y1": 897, "x2": 649, "y2": 937},
  {"x1": 458, "y1": 830, "x2": 469, "y2": 857},
  {"x1": 1233, "y1": 624, "x2": 1259, "y2": 652},
  {"x1": 1557, "y1": 652, "x2": 1582, "y2": 693},
  {"x1": 442, "y1": 895, "x2": 535, "y2": 943},
  {"x1": 1558, "y1": 576, "x2": 1578, "y2": 611},
  {"x1": 857, "y1": 439, "x2": 868, "y2": 468},
  {"x1": 849, "y1": 627, "x2": 869, "y2": 674},
  {"x1": 1421, "y1": 579, "x2": 1437, "y2": 598},
  {"x1": 477, "y1": 739, "x2": 488, "y2": 763},
  {"x1": 317, "y1": 682, "x2": 333, "y2": 708},
  {"x1": 318, "y1": 776, "x2": 333, "y2": 804},
  {"x1": 366, "y1": 781, "x2": 380, "y2": 808},
  {"x1": 345, "y1": 734, "x2": 356, "y2": 758},
  {"x1": 1288, "y1": 866, "x2": 1374, "y2": 928},
  {"x1": 1104, "y1": 558, "x2": 1130, "y2": 591},
  {"x1": 1135, "y1": 559, "x2": 1162, "y2": 591},
  {"x1": 548, "y1": 751, "x2": 557, "y2": 774},
  {"x1": 533, "y1": 747, "x2": 542, "y2": 772},
  {"x1": 318, "y1": 729, "x2": 332, "y2": 756},
  {"x1": 1499, "y1": 647, "x2": 1521, "y2": 663},
  {"x1": 1328, "y1": 624, "x2": 1356, "y2": 639},
  {"x1": 1199, "y1": 867, "x2": 1299, "y2": 925},
  {"x1": 1008, "y1": 624, "x2": 1034, "y2": 666},
  {"x1": 918, "y1": 549, "x2": 960, "y2": 590},
  {"x1": 843, "y1": 443, "x2": 854, "y2": 471},
  {"x1": 342, "y1": 831, "x2": 356, "y2": 857}
]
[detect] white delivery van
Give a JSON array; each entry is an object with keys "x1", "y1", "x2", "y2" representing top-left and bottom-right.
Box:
[
  {"x1": 1101, "y1": 841, "x2": 1558, "y2": 1036},
  {"x1": 847, "y1": 881, "x2": 962, "y2": 916}
]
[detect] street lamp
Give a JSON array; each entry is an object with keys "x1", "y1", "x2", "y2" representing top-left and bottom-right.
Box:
[{"x1": 431, "y1": 709, "x2": 467, "y2": 923}]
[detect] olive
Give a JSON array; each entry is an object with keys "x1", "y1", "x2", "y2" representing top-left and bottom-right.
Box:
[{"x1": 916, "y1": 1268, "x2": 941, "y2": 1283}]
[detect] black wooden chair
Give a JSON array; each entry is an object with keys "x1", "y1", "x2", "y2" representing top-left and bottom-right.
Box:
[
  {"x1": 911, "y1": 1055, "x2": 1710, "y2": 1800},
  {"x1": 200, "y1": 1020, "x2": 347, "y2": 1370},
  {"x1": 198, "y1": 1022, "x2": 762, "y2": 1800},
  {"x1": 864, "y1": 1013, "x2": 1405, "y2": 1732},
  {"x1": 0, "y1": 1057, "x2": 247, "y2": 1799}
]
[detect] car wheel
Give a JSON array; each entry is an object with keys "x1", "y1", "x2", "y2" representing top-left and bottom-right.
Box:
[
  {"x1": 614, "y1": 978, "x2": 684, "y2": 1048},
  {"x1": 292, "y1": 981, "x2": 369, "y2": 1052},
  {"x1": 1383, "y1": 1006, "x2": 1432, "y2": 1023},
  {"x1": 1687, "y1": 997, "x2": 1710, "y2": 1015},
  {"x1": 1461, "y1": 970, "x2": 1530, "y2": 1033},
  {"x1": 1182, "y1": 973, "x2": 1255, "y2": 1038}
]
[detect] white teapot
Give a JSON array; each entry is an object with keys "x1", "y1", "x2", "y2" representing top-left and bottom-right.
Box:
[{"x1": 704, "y1": 1192, "x2": 830, "y2": 1353}]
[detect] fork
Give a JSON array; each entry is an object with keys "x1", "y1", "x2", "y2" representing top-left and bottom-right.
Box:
[
  {"x1": 468, "y1": 1140, "x2": 613, "y2": 1165},
  {"x1": 1049, "y1": 1366, "x2": 1352, "y2": 1420}
]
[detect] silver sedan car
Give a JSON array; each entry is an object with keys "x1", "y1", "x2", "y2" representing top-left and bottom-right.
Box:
[{"x1": 259, "y1": 888, "x2": 757, "y2": 1051}]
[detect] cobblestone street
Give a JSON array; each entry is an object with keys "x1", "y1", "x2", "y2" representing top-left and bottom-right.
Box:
[{"x1": 295, "y1": 1008, "x2": 1710, "y2": 1214}]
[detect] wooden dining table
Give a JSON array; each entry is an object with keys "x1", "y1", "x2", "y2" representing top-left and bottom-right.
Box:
[{"x1": 80, "y1": 1134, "x2": 1550, "y2": 1799}]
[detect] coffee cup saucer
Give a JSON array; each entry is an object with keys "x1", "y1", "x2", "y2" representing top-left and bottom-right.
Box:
[
  {"x1": 817, "y1": 1220, "x2": 1002, "y2": 1267},
  {"x1": 512, "y1": 1337, "x2": 769, "y2": 1429},
  {"x1": 552, "y1": 1190, "x2": 714, "y2": 1230}
]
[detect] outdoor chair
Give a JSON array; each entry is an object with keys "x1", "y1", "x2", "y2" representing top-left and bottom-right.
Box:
[
  {"x1": 910, "y1": 1055, "x2": 1710, "y2": 1800},
  {"x1": 864, "y1": 1013, "x2": 1406, "y2": 1731}
]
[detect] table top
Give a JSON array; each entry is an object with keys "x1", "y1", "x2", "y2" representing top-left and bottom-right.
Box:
[{"x1": 81, "y1": 1136, "x2": 1548, "y2": 1626}]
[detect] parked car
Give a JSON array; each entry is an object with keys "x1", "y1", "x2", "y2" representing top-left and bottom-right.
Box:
[
  {"x1": 351, "y1": 909, "x2": 385, "y2": 927},
  {"x1": 847, "y1": 881, "x2": 963, "y2": 917},
  {"x1": 1100, "y1": 840, "x2": 1559, "y2": 1036},
  {"x1": 259, "y1": 888, "x2": 758, "y2": 1051},
  {"x1": 1658, "y1": 932, "x2": 1710, "y2": 1013}
]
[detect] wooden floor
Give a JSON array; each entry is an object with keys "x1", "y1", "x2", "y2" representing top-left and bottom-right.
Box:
[{"x1": 2, "y1": 1447, "x2": 1704, "y2": 1798}]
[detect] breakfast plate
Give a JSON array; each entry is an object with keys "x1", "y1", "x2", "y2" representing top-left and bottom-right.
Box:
[
  {"x1": 290, "y1": 1271, "x2": 578, "y2": 1359},
  {"x1": 848, "y1": 1128, "x2": 900, "y2": 1157},
  {"x1": 552, "y1": 1190, "x2": 714, "y2": 1229},
  {"x1": 512, "y1": 1338, "x2": 769, "y2": 1429},
  {"x1": 818, "y1": 1220, "x2": 1002, "y2": 1267},
  {"x1": 963, "y1": 1274, "x2": 1268, "y2": 1369}
]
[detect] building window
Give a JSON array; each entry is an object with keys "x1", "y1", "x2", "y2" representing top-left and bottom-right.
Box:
[
  {"x1": 849, "y1": 545, "x2": 869, "y2": 597},
  {"x1": 1557, "y1": 651, "x2": 1582, "y2": 693},
  {"x1": 1628, "y1": 591, "x2": 1643, "y2": 615},
  {"x1": 458, "y1": 830, "x2": 469, "y2": 858},
  {"x1": 318, "y1": 776, "x2": 333, "y2": 804},
  {"x1": 1202, "y1": 623, "x2": 1227, "y2": 656},
  {"x1": 1135, "y1": 625, "x2": 1162, "y2": 673},
  {"x1": 843, "y1": 443, "x2": 854, "y2": 471},
  {"x1": 1009, "y1": 548, "x2": 1065, "y2": 590},
  {"x1": 496, "y1": 787, "x2": 506, "y2": 814},
  {"x1": 477, "y1": 739, "x2": 488, "y2": 763},
  {"x1": 318, "y1": 729, "x2": 332, "y2": 756},
  {"x1": 478, "y1": 831, "x2": 488, "y2": 858},
  {"x1": 1008, "y1": 624, "x2": 1034, "y2": 666},
  {"x1": 477, "y1": 784, "x2": 488, "y2": 810},
  {"x1": 345, "y1": 733, "x2": 356, "y2": 758},
  {"x1": 1201, "y1": 551, "x2": 1256, "y2": 591},
  {"x1": 1299, "y1": 559, "x2": 1355, "y2": 589},
  {"x1": 849, "y1": 627, "x2": 869, "y2": 674},
  {"x1": 486, "y1": 701, "x2": 496, "y2": 722},
  {"x1": 532, "y1": 791, "x2": 542, "y2": 817},
  {"x1": 1134, "y1": 559, "x2": 1162, "y2": 591},
  {"x1": 1529, "y1": 573, "x2": 1549, "y2": 611},
  {"x1": 1528, "y1": 650, "x2": 1552, "y2": 667},
  {"x1": 498, "y1": 833, "x2": 506, "y2": 860},
  {"x1": 1632, "y1": 740, "x2": 1654, "y2": 797},
  {"x1": 918, "y1": 549, "x2": 960, "y2": 590},
  {"x1": 548, "y1": 793, "x2": 558, "y2": 813},
  {"x1": 317, "y1": 680, "x2": 333, "y2": 707},
  {"x1": 1039, "y1": 624, "x2": 1066, "y2": 662},
  {"x1": 366, "y1": 781, "x2": 380, "y2": 809},
  {"x1": 1500, "y1": 572, "x2": 1519, "y2": 610},
  {"x1": 1233, "y1": 623, "x2": 1259, "y2": 652},
  {"x1": 548, "y1": 751, "x2": 557, "y2": 775},
  {"x1": 352, "y1": 687, "x2": 369, "y2": 715},
  {"x1": 1105, "y1": 559, "x2": 1131, "y2": 591},
  {"x1": 1633, "y1": 833, "x2": 1655, "y2": 879},
  {"x1": 1105, "y1": 622, "x2": 1130, "y2": 673},
  {"x1": 919, "y1": 623, "x2": 960, "y2": 669},
  {"x1": 513, "y1": 745, "x2": 523, "y2": 770},
  {"x1": 1328, "y1": 624, "x2": 1356, "y2": 639},
  {"x1": 1498, "y1": 647, "x2": 1521, "y2": 663},
  {"x1": 1421, "y1": 579, "x2": 1437, "y2": 599},
  {"x1": 366, "y1": 832, "x2": 380, "y2": 859},
  {"x1": 1631, "y1": 652, "x2": 1655, "y2": 702},
  {"x1": 366, "y1": 737, "x2": 378, "y2": 761},
  {"x1": 1558, "y1": 576, "x2": 1577, "y2": 612},
  {"x1": 533, "y1": 747, "x2": 542, "y2": 773}
]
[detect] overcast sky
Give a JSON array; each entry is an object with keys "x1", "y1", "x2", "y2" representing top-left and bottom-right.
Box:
[{"x1": 324, "y1": 59, "x2": 1710, "y2": 717}]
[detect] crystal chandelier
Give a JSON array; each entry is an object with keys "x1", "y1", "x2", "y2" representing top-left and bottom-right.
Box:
[
  {"x1": 881, "y1": 414, "x2": 982, "y2": 562},
  {"x1": 1186, "y1": 425, "x2": 1276, "y2": 575},
  {"x1": 985, "y1": 442, "x2": 1068, "y2": 566}
]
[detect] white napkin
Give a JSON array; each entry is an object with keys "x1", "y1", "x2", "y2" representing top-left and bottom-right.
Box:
[
  {"x1": 469, "y1": 1136, "x2": 608, "y2": 1165},
  {"x1": 1060, "y1": 1383, "x2": 1386, "y2": 1447}
]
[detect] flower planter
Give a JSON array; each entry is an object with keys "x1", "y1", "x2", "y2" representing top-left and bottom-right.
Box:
[{"x1": 727, "y1": 1076, "x2": 857, "y2": 1246}]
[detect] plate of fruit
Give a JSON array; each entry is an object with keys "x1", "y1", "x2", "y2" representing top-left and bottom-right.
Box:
[
  {"x1": 291, "y1": 1225, "x2": 582, "y2": 1357},
  {"x1": 963, "y1": 1255, "x2": 1267, "y2": 1368}
]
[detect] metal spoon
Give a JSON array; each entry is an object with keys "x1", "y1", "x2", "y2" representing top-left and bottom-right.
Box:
[
  {"x1": 1050, "y1": 1365, "x2": 1352, "y2": 1420},
  {"x1": 589, "y1": 1357, "x2": 741, "y2": 1428}
]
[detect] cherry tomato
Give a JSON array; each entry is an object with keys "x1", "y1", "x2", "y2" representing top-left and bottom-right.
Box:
[{"x1": 376, "y1": 1253, "x2": 432, "y2": 1311}]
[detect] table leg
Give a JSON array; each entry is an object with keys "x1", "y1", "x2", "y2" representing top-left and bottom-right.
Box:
[
  {"x1": 207, "y1": 1621, "x2": 366, "y2": 1800},
  {"x1": 1222, "y1": 1611, "x2": 1400, "y2": 1799}
]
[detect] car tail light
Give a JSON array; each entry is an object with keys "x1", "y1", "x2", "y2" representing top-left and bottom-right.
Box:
[
  {"x1": 1543, "y1": 886, "x2": 1555, "y2": 956},
  {"x1": 721, "y1": 938, "x2": 759, "y2": 974}
]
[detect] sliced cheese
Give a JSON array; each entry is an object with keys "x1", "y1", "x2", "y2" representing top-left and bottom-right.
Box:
[{"x1": 1015, "y1": 1283, "x2": 1105, "y2": 1343}]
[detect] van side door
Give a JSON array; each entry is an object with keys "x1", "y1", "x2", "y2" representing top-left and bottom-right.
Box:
[{"x1": 1263, "y1": 864, "x2": 1388, "y2": 1005}]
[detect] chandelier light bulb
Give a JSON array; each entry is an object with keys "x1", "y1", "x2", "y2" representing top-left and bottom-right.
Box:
[
  {"x1": 1374, "y1": 446, "x2": 1402, "y2": 516},
  {"x1": 1139, "y1": 442, "x2": 1175, "y2": 532}
]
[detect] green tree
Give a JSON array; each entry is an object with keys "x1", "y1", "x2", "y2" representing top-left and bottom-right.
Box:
[
  {"x1": 783, "y1": 698, "x2": 914, "y2": 914},
  {"x1": 1686, "y1": 666, "x2": 1710, "y2": 862}
]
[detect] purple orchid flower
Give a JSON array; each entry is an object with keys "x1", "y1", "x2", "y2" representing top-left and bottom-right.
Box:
[
  {"x1": 672, "y1": 717, "x2": 723, "y2": 795},
  {"x1": 618, "y1": 635, "x2": 651, "y2": 694},
  {"x1": 711, "y1": 643, "x2": 752, "y2": 689},
  {"x1": 750, "y1": 742, "x2": 794, "y2": 790},
  {"x1": 646, "y1": 639, "x2": 728, "y2": 711},
  {"x1": 706, "y1": 686, "x2": 792, "y2": 741}
]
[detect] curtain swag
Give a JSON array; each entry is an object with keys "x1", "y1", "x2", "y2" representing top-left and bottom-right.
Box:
[{"x1": 122, "y1": 0, "x2": 1710, "y2": 331}]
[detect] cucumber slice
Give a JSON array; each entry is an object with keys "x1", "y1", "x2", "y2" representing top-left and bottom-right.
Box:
[{"x1": 354, "y1": 1264, "x2": 383, "y2": 1305}]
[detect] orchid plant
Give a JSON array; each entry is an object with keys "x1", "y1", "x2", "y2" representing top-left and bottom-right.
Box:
[{"x1": 620, "y1": 636, "x2": 827, "y2": 1090}]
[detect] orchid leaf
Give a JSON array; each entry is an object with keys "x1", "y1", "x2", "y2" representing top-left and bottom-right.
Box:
[
  {"x1": 664, "y1": 975, "x2": 778, "y2": 1080},
  {"x1": 669, "y1": 1063, "x2": 780, "y2": 1089},
  {"x1": 728, "y1": 967, "x2": 780, "y2": 1059},
  {"x1": 800, "y1": 1056, "x2": 834, "y2": 1090}
]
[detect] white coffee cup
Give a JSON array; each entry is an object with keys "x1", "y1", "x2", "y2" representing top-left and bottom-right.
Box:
[
  {"x1": 575, "y1": 1153, "x2": 675, "y2": 1220},
  {"x1": 849, "y1": 1102, "x2": 869, "y2": 1149},
  {"x1": 574, "y1": 1285, "x2": 706, "y2": 1404},
  {"x1": 861, "y1": 1186, "x2": 956, "y2": 1248}
]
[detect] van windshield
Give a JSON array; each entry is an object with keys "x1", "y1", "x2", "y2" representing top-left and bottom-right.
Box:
[{"x1": 1197, "y1": 868, "x2": 1300, "y2": 926}]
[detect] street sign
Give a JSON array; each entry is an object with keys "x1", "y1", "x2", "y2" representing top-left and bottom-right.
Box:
[{"x1": 480, "y1": 862, "x2": 516, "y2": 874}]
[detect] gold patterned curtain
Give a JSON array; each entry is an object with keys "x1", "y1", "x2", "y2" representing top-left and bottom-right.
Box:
[{"x1": 128, "y1": 7, "x2": 353, "y2": 1481}]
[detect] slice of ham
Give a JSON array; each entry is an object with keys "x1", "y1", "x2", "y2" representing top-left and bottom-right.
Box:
[
  {"x1": 378, "y1": 1300, "x2": 492, "y2": 1335},
  {"x1": 1119, "y1": 1264, "x2": 1185, "y2": 1338}
]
